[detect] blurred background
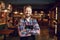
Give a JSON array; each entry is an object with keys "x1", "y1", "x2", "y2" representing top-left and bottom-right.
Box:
[{"x1": 0, "y1": 0, "x2": 59, "y2": 40}]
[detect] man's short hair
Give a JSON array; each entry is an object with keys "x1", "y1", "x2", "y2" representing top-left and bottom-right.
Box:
[{"x1": 24, "y1": 5, "x2": 32, "y2": 9}]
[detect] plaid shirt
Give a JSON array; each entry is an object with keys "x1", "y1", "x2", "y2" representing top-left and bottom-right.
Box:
[{"x1": 18, "y1": 18, "x2": 40, "y2": 37}]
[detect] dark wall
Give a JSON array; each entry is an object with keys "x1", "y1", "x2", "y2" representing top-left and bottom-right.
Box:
[
  {"x1": 0, "y1": 0, "x2": 56, "y2": 12},
  {"x1": 3, "y1": 0, "x2": 56, "y2": 5}
]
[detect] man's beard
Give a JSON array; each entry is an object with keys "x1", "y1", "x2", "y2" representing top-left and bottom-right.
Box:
[
  {"x1": 25, "y1": 15, "x2": 31, "y2": 18},
  {"x1": 25, "y1": 14, "x2": 31, "y2": 18}
]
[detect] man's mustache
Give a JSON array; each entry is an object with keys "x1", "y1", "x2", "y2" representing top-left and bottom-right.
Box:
[{"x1": 26, "y1": 13, "x2": 29, "y2": 14}]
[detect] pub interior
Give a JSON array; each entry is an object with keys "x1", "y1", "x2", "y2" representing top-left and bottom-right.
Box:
[{"x1": 0, "y1": 0, "x2": 59, "y2": 40}]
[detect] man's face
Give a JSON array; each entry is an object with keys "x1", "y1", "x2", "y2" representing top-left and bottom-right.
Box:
[{"x1": 25, "y1": 7, "x2": 32, "y2": 17}]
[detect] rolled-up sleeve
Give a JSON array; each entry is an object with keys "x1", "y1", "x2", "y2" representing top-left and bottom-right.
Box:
[
  {"x1": 33, "y1": 19, "x2": 40, "y2": 30},
  {"x1": 32, "y1": 19, "x2": 40, "y2": 35},
  {"x1": 18, "y1": 19, "x2": 25, "y2": 31}
]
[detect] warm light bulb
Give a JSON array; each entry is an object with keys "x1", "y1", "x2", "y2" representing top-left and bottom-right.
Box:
[
  {"x1": 19, "y1": 12, "x2": 23, "y2": 15},
  {"x1": 41, "y1": 11, "x2": 44, "y2": 13},
  {"x1": 4, "y1": 9, "x2": 8, "y2": 12},
  {"x1": 14, "y1": 11, "x2": 18, "y2": 14}
]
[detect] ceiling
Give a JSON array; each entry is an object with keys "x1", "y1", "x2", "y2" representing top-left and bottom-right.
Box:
[
  {"x1": 1, "y1": 0, "x2": 56, "y2": 5},
  {"x1": 0, "y1": 0, "x2": 57, "y2": 11}
]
